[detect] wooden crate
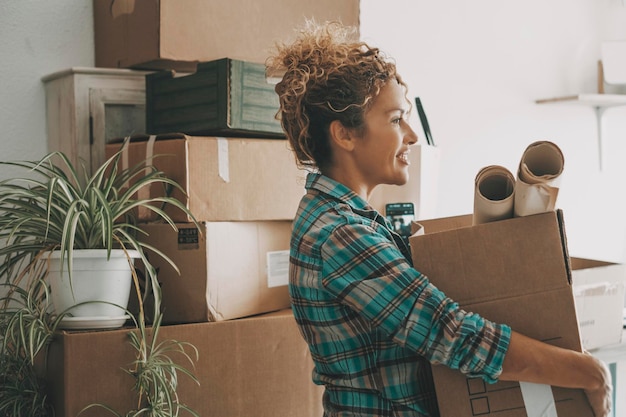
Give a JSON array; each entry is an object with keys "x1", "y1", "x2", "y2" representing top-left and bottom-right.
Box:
[{"x1": 146, "y1": 58, "x2": 284, "y2": 138}]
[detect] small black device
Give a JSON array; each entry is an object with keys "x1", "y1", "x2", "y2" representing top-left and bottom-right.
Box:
[
  {"x1": 415, "y1": 97, "x2": 434, "y2": 146},
  {"x1": 385, "y1": 202, "x2": 415, "y2": 239}
]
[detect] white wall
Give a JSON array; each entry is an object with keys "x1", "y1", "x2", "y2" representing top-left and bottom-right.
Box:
[
  {"x1": 361, "y1": 0, "x2": 626, "y2": 263},
  {"x1": 1, "y1": 1, "x2": 625, "y2": 261},
  {"x1": 0, "y1": 1, "x2": 94, "y2": 176}
]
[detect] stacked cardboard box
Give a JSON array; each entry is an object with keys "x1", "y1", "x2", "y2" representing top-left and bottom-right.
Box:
[
  {"x1": 46, "y1": 310, "x2": 324, "y2": 417},
  {"x1": 138, "y1": 220, "x2": 294, "y2": 323},
  {"x1": 104, "y1": 134, "x2": 305, "y2": 324},
  {"x1": 106, "y1": 134, "x2": 304, "y2": 222},
  {"x1": 571, "y1": 258, "x2": 626, "y2": 350},
  {"x1": 93, "y1": 0, "x2": 360, "y2": 71}
]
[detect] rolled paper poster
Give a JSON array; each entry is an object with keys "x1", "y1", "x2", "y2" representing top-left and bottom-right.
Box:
[
  {"x1": 473, "y1": 165, "x2": 516, "y2": 225},
  {"x1": 514, "y1": 141, "x2": 564, "y2": 217}
]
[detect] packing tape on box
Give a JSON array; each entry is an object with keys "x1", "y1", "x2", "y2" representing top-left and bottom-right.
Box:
[
  {"x1": 217, "y1": 137, "x2": 230, "y2": 183},
  {"x1": 137, "y1": 135, "x2": 157, "y2": 202},
  {"x1": 121, "y1": 139, "x2": 130, "y2": 188},
  {"x1": 519, "y1": 382, "x2": 557, "y2": 417},
  {"x1": 146, "y1": 135, "x2": 156, "y2": 163}
]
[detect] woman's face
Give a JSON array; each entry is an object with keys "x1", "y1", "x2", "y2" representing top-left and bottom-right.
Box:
[{"x1": 351, "y1": 80, "x2": 418, "y2": 193}]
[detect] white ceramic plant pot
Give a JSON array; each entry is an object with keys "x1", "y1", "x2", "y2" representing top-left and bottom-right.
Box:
[{"x1": 47, "y1": 249, "x2": 139, "y2": 329}]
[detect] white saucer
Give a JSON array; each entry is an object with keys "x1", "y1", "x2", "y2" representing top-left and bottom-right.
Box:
[{"x1": 58, "y1": 315, "x2": 130, "y2": 330}]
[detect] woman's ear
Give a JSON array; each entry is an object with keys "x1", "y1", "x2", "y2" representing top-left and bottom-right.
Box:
[{"x1": 329, "y1": 120, "x2": 356, "y2": 152}]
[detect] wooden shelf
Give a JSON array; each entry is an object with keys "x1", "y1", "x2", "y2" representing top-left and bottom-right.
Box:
[
  {"x1": 536, "y1": 94, "x2": 626, "y2": 170},
  {"x1": 536, "y1": 93, "x2": 626, "y2": 107}
]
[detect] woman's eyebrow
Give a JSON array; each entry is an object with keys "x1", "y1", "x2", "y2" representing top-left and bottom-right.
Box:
[{"x1": 385, "y1": 108, "x2": 408, "y2": 116}]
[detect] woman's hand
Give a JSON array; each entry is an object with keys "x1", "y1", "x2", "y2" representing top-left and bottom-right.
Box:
[
  {"x1": 582, "y1": 353, "x2": 612, "y2": 417},
  {"x1": 500, "y1": 331, "x2": 613, "y2": 417}
]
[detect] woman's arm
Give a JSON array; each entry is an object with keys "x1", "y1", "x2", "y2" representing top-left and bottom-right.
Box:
[{"x1": 499, "y1": 330, "x2": 612, "y2": 417}]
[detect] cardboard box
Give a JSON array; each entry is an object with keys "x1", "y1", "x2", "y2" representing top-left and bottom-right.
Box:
[
  {"x1": 369, "y1": 144, "x2": 441, "y2": 220},
  {"x1": 138, "y1": 221, "x2": 292, "y2": 323},
  {"x1": 571, "y1": 258, "x2": 626, "y2": 350},
  {"x1": 146, "y1": 58, "x2": 284, "y2": 138},
  {"x1": 105, "y1": 134, "x2": 305, "y2": 222},
  {"x1": 46, "y1": 309, "x2": 324, "y2": 417},
  {"x1": 93, "y1": 0, "x2": 360, "y2": 71},
  {"x1": 409, "y1": 211, "x2": 594, "y2": 417}
]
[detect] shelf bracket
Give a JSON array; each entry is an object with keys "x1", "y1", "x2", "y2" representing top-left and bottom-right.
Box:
[{"x1": 593, "y1": 106, "x2": 607, "y2": 171}]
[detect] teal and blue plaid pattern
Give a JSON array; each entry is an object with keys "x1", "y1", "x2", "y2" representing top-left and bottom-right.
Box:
[{"x1": 289, "y1": 173, "x2": 511, "y2": 417}]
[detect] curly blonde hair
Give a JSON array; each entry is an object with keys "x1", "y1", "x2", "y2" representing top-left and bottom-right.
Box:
[{"x1": 267, "y1": 21, "x2": 405, "y2": 171}]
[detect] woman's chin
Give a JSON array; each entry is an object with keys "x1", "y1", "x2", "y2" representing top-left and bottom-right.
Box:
[
  {"x1": 386, "y1": 176, "x2": 409, "y2": 187},
  {"x1": 396, "y1": 171, "x2": 411, "y2": 185}
]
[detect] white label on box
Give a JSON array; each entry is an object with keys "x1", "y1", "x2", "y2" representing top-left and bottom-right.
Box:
[
  {"x1": 267, "y1": 250, "x2": 290, "y2": 288},
  {"x1": 217, "y1": 137, "x2": 230, "y2": 182},
  {"x1": 519, "y1": 382, "x2": 557, "y2": 417}
]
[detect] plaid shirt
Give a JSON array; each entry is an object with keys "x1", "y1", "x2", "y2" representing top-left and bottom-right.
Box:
[{"x1": 289, "y1": 173, "x2": 511, "y2": 417}]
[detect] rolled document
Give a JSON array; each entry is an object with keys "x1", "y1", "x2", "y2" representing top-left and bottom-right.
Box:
[
  {"x1": 473, "y1": 165, "x2": 516, "y2": 225},
  {"x1": 514, "y1": 141, "x2": 564, "y2": 217}
]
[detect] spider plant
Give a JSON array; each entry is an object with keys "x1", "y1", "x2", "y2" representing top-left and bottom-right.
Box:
[
  {"x1": 80, "y1": 307, "x2": 200, "y2": 417},
  {"x1": 78, "y1": 269, "x2": 200, "y2": 417},
  {"x1": 0, "y1": 139, "x2": 197, "y2": 318},
  {"x1": 1, "y1": 264, "x2": 201, "y2": 417},
  {"x1": 0, "y1": 139, "x2": 201, "y2": 416},
  {"x1": 0, "y1": 270, "x2": 61, "y2": 417}
]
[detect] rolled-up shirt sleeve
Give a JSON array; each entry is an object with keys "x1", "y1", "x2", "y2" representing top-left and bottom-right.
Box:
[{"x1": 320, "y1": 222, "x2": 511, "y2": 383}]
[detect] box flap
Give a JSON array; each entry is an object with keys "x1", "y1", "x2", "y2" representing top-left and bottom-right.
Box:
[
  {"x1": 108, "y1": 132, "x2": 188, "y2": 144},
  {"x1": 570, "y1": 257, "x2": 615, "y2": 270},
  {"x1": 413, "y1": 213, "x2": 473, "y2": 234}
]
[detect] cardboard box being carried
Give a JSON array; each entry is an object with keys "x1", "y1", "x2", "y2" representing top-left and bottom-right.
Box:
[
  {"x1": 138, "y1": 220, "x2": 293, "y2": 324},
  {"x1": 105, "y1": 134, "x2": 305, "y2": 222},
  {"x1": 146, "y1": 58, "x2": 284, "y2": 138},
  {"x1": 93, "y1": 0, "x2": 360, "y2": 71},
  {"x1": 46, "y1": 309, "x2": 324, "y2": 417},
  {"x1": 409, "y1": 211, "x2": 594, "y2": 417}
]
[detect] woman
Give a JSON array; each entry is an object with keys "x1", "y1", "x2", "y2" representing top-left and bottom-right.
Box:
[{"x1": 268, "y1": 21, "x2": 611, "y2": 417}]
